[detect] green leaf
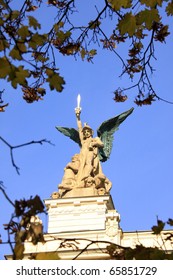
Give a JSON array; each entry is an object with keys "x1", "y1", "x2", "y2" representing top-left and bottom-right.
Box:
[
  {"x1": 47, "y1": 73, "x2": 65, "y2": 92},
  {"x1": 29, "y1": 33, "x2": 47, "y2": 49},
  {"x1": 46, "y1": 68, "x2": 65, "y2": 92},
  {"x1": 28, "y1": 16, "x2": 41, "y2": 30},
  {"x1": 0, "y1": 57, "x2": 11, "y2": 78},
  {"x1": 33, "y1": 52, "x2": 48, "y2": 62},
  {"x1": 80, "y1": 48, "x2": 86, "y2": 60},
  {"x1": 7, "y1": 64, "x2": 16, "y2": 82},
  {"x1": 28, "y1": 37, "x2": 37, "y2": 50},
  {"x1": 9, "y1": 66, "x2": 30, "y2": 88},
  {"x1": 17, "y1": 26, "x2": 30, "y2": 39},
  {"x1": 136, "y1": 9, "x2": 160, "y2": 30},
  {"x1": 55, "y1": 30, "x2": 71, "y2": 45},
  {"x1": 0, "y1": 18, "x2": 3, "y2": 26},
  {"x1": 17, "y1": 42, "x2": 27, "y2": 53},
  {"x1": 45, "y1": 68, "x2": 54, "y2": 77},
  {"x1": 89, "y1": 20, "x2": 101, "y2": 29},
  {"x1": 118, "y1": 13, "x2": 136, "y2": 36},
  {"x1": 166, "y1": 2, "x2": 173, "y2": 16},
  {"x1": 89, "y1": 49, "x2": 97, "y2": 57},
  {"x1": 0, "y1": 39, "x2": 9, "y2": 51},
  {"x1": 108, "y1": 0, "x2": 131, "y2": 10},
  {"x1": 9, "y1": 47, "x2": 22, "y2": 60},
  {"x1": 53, "y1": 21, "x2": 64, "y2": 32},
  {"x1": 37, "y1": 88, "x2": 46, "y2": 95},
  {"x1": 140, "y1": 0, "x2": 163, "y2": 8},
  {"x1": 10, "y1": 10, "x2": 20, "y2": 20},
  {"x1": 0, "y1": 0, "x2": 8, "y2": 9}
]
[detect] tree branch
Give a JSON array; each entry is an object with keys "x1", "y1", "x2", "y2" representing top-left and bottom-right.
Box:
[
  {"x1": 0, "y1": 181, "x2": 15, "y2": 207},
  {"x1": 0, "y1": 136, "x2": 53, "y2": 174}
]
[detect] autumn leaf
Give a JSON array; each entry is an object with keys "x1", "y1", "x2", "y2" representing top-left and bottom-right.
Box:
[
  {"x1": 26, "y1": 5, "x2": 38, "y2": 12},
  {"x1": 113, "y1": 90, "x2": 128, "y2": 102},
  {"x1": 53, "y1": 30, "x2": 71, "y2": 47},
  {"x1": 134, "y1": 94, "x2": 156, "y2": 106},
  {"x1": 0, "y1": 39, "x2": 9, "y2": 51},
  {"x1": 22, "y1": 86, "x2": 45, "y2": 103},
  {"x1": 166, "y1": 2, "x2": 173, "y2": 16},
  {"x1": 136, "y1": 9, "x2": 160, "y2": 30},
  {"x1": 80, "y1": 48, "x2": 86, "y2": 60},
  {"x1": 28, "y1": 33, "x2": 47, "y2": 49},
  {"x1": 0, "y1": 103, "x2": 9, "y2": 112},
  {"x1": 17, "y1": 25, "x2": 30, "y2": 39},
  {"x1": 28, "y1": 16, "x2": 41, "y2": 30},
  {"x1": 59, "y1": 43, "x2": 80, "y2": 55},
  {"x1": 108, "y1": 0, "x2": 131, "y2": 11},
  {"x1": 47, "y1": 0, "x2": 57, "y2": 5},
  {"x1": 0, "y1": 58, "x2": 11, "y2": 78},
  {"x1": 10, "y1": 66, "x2": 30, "y2": 88},
  {"x1": 89, "y1": 20, "x2": 101, "y2": 29},
  {"x1": 118, "y1": 13, "x2": 136, "y2": 36},
  {"x1": 46, "y1": 68, "x2": 65, "y2": 92},
  {"x1": 140, "y1": 0, "x2": 163, "y2": 8},
  {"x1": 10, "y1": 10, "x2": 20, "y2": 20},
  {"x1": 154, "y1": 24, "x2": 170, "y2": 42},
  {"x1": 9, "y1": 47, "x2": 22, "y2": 60}
]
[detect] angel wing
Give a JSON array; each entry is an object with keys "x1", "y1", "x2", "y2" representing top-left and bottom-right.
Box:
[
  {"x1": 56, "y1": 126, "x2": 81, "y2": 146},
  {"x1": 97, "y1": 107, "x2": 134, "y2": 162}
]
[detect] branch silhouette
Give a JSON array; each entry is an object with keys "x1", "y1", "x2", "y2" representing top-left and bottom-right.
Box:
[{"x1": 0, "y1": 136, "x2": 53, "y2": 174}]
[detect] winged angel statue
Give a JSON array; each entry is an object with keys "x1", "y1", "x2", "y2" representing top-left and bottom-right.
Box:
[{"x1": 54, "y1": 106, "x2": 134, "y2": 198}]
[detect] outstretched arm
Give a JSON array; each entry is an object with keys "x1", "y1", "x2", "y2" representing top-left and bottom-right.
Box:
[{"x1": 75, "y1": 107, "x2": 83, "y2": 140}]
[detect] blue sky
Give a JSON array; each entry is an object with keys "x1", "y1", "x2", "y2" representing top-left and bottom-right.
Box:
[{"x1": 0, "y1": 1, "x2": 173, "y2": 259}]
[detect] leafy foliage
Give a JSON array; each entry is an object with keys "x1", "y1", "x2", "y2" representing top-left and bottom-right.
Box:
[
  {"x1": 0, "y1": 0, "x2": 173, "y2": 107},
  {"x1": 107, "y1": 243, "x2": 173, "y2": 259},
  {"x1": 106, "y1": 217, "x2": 173, "y2": 259},
  {"x1": 124, "y1": 244, "x2": 173, "y2": 260},
  {"x1": 3, "y1": 195, "x2": 45, "y2": 259}
]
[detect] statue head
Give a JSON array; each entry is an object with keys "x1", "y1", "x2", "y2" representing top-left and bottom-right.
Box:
[
  {"x1": 82, "y1": 123, "x2": 93, "y2": 138},
  {"x1": 84, "y1": 176, "x2": 95, "y2": 188}
]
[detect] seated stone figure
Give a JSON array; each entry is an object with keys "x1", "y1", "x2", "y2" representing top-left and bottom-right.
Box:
[{"x1": 58, "y1": 154, "x2": 80, "y2": 197}]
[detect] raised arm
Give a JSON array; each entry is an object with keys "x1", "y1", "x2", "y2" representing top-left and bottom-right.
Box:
[{"x1": 75, "y1": 107, "x2": 83, "y2": 140}]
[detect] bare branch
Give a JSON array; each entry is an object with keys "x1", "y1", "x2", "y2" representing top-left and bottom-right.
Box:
[
  {"x1": 0, "y1": 181, "x2": 15, "y2": 207},
  {"x1": 45, "y1": 235, "x2": 128, "y2": 260},
  {"x1": 0, "y1": 136, "x2": 54, "y2": 174}
]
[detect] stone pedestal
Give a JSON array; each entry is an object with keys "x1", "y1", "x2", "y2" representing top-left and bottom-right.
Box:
[
  {"x1": 44, "y1": 195, "x2": 120, "y2": 235},
  {"x1": 5, "y1": 194, "x2": 173, "y2": 260},
  {"x1": 16, "y1": 195, "x2": 122, "y2": 260}
]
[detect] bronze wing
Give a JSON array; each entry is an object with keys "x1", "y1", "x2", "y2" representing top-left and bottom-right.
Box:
[
  {"x1": 97, "y1": 108, "x2": 134, "y2": 162},
  {"x1": 56, "y1": 126, "x2": 81, "y2": 147}
]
